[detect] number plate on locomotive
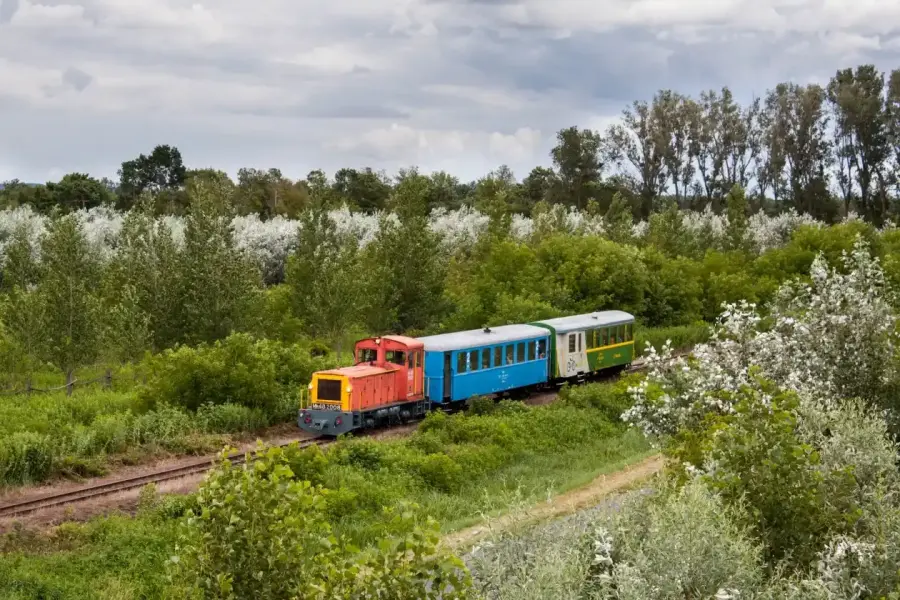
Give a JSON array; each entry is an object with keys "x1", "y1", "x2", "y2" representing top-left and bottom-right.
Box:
[{"x1": 310, "y1": 403, "x2": 341, "y2": 411}]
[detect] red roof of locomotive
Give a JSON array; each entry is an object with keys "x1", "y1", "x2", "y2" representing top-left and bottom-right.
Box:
[{"x1": 318, "y1": 363, "x2": 399, "y2": 378}]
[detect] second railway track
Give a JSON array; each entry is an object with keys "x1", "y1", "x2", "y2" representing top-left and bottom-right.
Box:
[{"x1": 0, "y1": 350, "x2": 684, "y2": 520}]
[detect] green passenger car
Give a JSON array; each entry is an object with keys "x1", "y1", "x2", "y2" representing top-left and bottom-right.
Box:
[{"x1": 530, "y1": 311, "x2": 635, "y2": 380}]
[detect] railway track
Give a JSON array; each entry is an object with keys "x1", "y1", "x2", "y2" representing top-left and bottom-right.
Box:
[
  {"x1": 0, "y1": 438, "x2": 331, "y2": 519},
  {"x1": 0, "y1": 348, "x2": 687, "y2": 520}
]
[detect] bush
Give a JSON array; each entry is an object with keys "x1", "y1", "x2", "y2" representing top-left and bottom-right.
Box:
[
  {"x1": 634, "y1": 322, "x2": 709, "y2": 355},
  {"x1": 467, "y1": 395, "x2": 496, "y2": 416},
  {"x1": 558, "y1": 381, "x2": 633, "y2": 423},
  {"x1": 139, "y1": 333, "x2": 335, "y2": 414},
  {"x1": 169, "y1": 443, "x2": 471, "y2": 599},
  {"x1": 417, "y1": 453, "x2": 464, "y2": 492}
]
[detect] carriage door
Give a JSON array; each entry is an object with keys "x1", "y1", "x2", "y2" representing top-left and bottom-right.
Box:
[
  {"x1": 562, "y1": 332, "x2": 588, "y2": 377},
  {"x1": 442, "y1": 352, "x2": 452, "y2": 400}
]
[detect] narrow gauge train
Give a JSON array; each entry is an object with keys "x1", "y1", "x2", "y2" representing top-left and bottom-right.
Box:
[{"x1": 298, "y1": 310, "x2": 635, "y2": 436}]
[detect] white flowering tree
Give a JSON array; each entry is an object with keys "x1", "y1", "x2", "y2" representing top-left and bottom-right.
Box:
[{"x1": 623, "y1": 237, "x2": 899, "y2": 440}]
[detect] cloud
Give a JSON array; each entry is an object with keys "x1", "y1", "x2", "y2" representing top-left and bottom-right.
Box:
[
  {"x1": 0, "y1": 0, "x2": 899, "y2": 185},
  {"x1": 0, "y1": 0, "x2": 19, "y2": 23}
]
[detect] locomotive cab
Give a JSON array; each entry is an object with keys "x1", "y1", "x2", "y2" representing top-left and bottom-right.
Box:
[{"x1": 299, "y1": 336, "x2": 427, "y2": 436}]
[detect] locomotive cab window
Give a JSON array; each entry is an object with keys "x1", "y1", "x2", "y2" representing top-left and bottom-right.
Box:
[
  {"x1": 568, "y1": 334, "x2": 576, "y2": 353},
  {"x1": 386, "y1": 351, "x2": 406, "y2": 365},
  {"x1": 482, "y1": 350, "x2": 491, "y2": 369},
  {"x1": 538, "y1": 339, "x2": 547, "y2": 358},
  {"x1": 357, "y1": 348, "x2": 377, "y2": 363}
]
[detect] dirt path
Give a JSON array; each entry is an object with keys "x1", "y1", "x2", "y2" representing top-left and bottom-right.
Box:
[{"x1": 443, "y1": 453, "x2": 664, "y2": 551}]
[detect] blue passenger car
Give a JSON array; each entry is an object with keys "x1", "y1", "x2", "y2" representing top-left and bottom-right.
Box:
[{"x1": 416, "y1": 325, "x2": 551, "y2": 404}]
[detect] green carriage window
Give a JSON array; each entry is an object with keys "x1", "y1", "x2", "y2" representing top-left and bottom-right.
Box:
[
  {"x1": 470, "y1": 350, "x2": 480, "y2": 371},
  {"x1": 494, "y1": 346, "x2": 502, "y2": 367},
  {"x1": 517, "y1": 343, "x2": 525, "y2": 362},
  {"x1": 457, "y1": 352, "x2": 467, "y2": 373},
  {"x1": 538, "y1": 339, "x2": 547, "y2": 358},
  {"x1": 482, "y1": 349, "x2": 491, "y2": 369},
  {"x1": 617, "y1": 325, "x2": 624, "y2": 343},
  {"x1": 527, "y1": 341, "x2": 536, "y2": 360},
  {"x1": 568, "y1": 334, "x2": 576, "y2": 353},
  {"x1": 506, "y1": 345, "x2": 514, "y2": 365},
  {"x1": 625, "y1": 323, "x2": 633, "y2": 341},
  {"x1": 590, "y1": 330, "x2": 597, "y2": 349}
]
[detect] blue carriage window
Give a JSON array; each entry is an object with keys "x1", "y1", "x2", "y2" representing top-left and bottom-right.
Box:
[
  {"x1": 538, "y1": 339, "x2": 547, "y2": 358},
  {"x1": 457, "y1": 352, "x2": 467, "y2": 373},
  {"x1": 471, "y1": 350, "x2": 480, "y2": 371},
  {"x1": 505, "y1": 345, "x2": 514, "y2": 365},
  {"x1": 494, "y1": 346, "x2": 502, "y2": 367},
  {"x1": 517, "y1": 343, "x2": 525, "y2": 363},
  {"x1": 482, "y1": 350, "x2": 491, "y2": 369},
  {"x1": 527, "y1": 341, "x2": 535, "y2": 361}
]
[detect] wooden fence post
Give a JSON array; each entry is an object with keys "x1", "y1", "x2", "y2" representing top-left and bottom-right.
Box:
[
  {"x1": 66, "y1": 371, "x2": 74, "y2": 396},
  {"x1": 25, "y1": 377, "x2": 32, "y2": 398},
  {"x1": 104, "y1": 368, "x2": 112, "y2": 389}
]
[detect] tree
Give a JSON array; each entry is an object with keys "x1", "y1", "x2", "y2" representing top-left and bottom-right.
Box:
[
  {"x1": 285, "y1": 207, "x2": 362, "y2": 353},
  {"x1": 117, "y1": 144, "x2": 187, "y2": 209},
  {"x1": 0, "y1": 222, "x2": 39, "y2": 292},
  {"x1": 32, "y1": 215, "x2": 102, "y2": 385},
  {"x1": 725, "y1": 184, "x2": 750, "y2": 251},
  {"x1": 332, "y1": 167, "x2": 392, "y2": 213},
  {"x1": 46, "y1": 173, "x2": 113, "y2": 211},
  {"x1": 655, "y1": 90, "x2": 697, "y2": 205},
  {"x1": 604, "y1": 101, "x2": 668, "y2": 218},
  {"x1": 887, "y1": 69, "x2": 900, "y2": 199},
  {"x1": 364, "y1": 169, "x2": 447, "y2": 334},
  {"x1": 827, "y1": 65, "x2": 891, "y2": 222},
  {"x1": 604, "y1": 192, "x2": 634, "y2": 245},
  {"x1": 177, "y1": 177, "x2": 261, "y2": 345},
  {"x1": 521, "y1": 166, "x2": 559, "y2": 210},
  {"x1": 550, "y1": 126, "x2": 604, "y2": 210}
]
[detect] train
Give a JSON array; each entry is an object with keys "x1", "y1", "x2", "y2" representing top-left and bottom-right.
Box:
[{"x1": 297, "y1": 310, "x2": 635, "y2": 436}]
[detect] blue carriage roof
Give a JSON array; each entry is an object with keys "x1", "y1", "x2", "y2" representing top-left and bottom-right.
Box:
[
  {"x1": 532, "y1": 310, "x2": 634, "y2": 334},
  {"x1": 416, "y1": 324, "x2": 549, "y2": 352}
]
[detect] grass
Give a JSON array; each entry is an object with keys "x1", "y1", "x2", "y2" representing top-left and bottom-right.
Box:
[{"x1": 0, "y1": 385, "x2": 649, "y2": 598}]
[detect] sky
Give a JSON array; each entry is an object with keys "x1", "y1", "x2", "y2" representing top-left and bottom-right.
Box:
[{"x1": 1, "y1": 0, "x2": 900, "y2": 184}]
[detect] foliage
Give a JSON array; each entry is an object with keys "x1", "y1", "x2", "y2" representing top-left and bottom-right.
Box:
[
  {"x1": 139, "y1": 333, "x2": 334, "y2": 413},
  {"x1": 170, "y1": 443, "x2": 471, "y2": 599}
]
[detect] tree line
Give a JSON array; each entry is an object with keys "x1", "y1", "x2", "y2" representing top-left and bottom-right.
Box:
[{"x1": 3, "y1": 63, "x2": 900, "y2": 225}]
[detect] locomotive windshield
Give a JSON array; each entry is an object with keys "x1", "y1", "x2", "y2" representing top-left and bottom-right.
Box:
[{"x1": 357, "y1": 348, "x2": 377, "y2": 363}]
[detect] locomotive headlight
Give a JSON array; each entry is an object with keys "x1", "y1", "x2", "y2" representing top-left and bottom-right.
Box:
[
  {"x1": 346, "y1": 385, "x2": 353, "y2": 392},
  {"x1": 307, "y1": 383, "x2": 313, "y2": 390}
]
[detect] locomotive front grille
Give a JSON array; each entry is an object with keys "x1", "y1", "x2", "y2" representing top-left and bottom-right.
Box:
[{"x1": 317, "y1": 378, "x2": 342, "y2": 401}]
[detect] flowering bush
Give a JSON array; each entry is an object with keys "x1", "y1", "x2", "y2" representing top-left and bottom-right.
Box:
[{"x1": 623, "y1": 237, "x2": 899, "y2": 439}]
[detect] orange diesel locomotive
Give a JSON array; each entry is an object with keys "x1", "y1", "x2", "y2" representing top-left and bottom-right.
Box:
[{"x1": 299, "y1": 335, "x2": 429, "y2": 435}]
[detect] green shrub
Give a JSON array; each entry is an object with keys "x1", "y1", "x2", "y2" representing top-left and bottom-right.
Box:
[
  {"x1": 195, "y1": 402, "x2": 268, "y2": 434},
  {"x1": 558, "y1": 381, "x2": 633, "y2": 422},
  {"x1": 169, "y1": 443, "x2": 471, "y2": 599},
  {"x1": 467, "y1": 395, "x2": 496, "y2": 416},
  {"x1": 283, "y1": 443, "x2": 329, "y2": 487},
  {"x1": 417, "y1": 453, "x2": 464, "y2": 492},
  {"x1": 138, "y1": 332, "x2": 334, "y2": 414}
]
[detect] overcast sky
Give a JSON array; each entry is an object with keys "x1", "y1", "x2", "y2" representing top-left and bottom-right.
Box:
[{"x1": 1, "y1": 0, "x2": 900, "y2": 184}]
